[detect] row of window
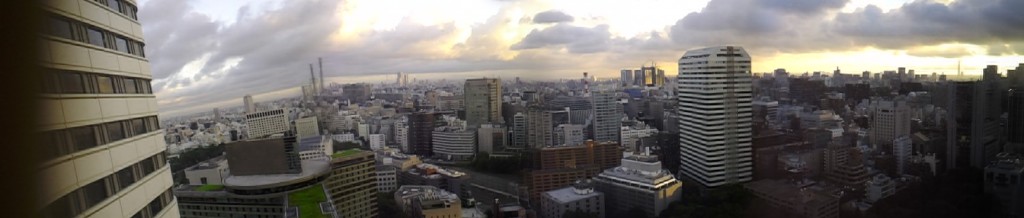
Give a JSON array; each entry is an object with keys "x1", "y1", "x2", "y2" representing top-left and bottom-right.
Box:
[
  {"x1": 47, "y1": 14, "x2": 146, "y2": 57},
  {"x1": 680, "y1": 66, "x2": 751, "y2": 70},
  {"x1": 41, "y1": 152, "x2": 168, "y2": 218},
  {"x1": 131, "y1": 188, "x2": 174, "y2": 218},
  {"x1": 37, "y1": 116, "x2": 160, "y2": 160},
  {"x1": 39, "y1": 68, "x2": 153, "y2": 94},
  {"x1": 88, "y1": 0, "x2": 139, "y2": 20}
]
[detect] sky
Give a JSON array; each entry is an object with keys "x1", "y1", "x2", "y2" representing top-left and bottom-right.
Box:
[{"x1": 136, "y1": 0, "x2": 1024, "y2": 117}]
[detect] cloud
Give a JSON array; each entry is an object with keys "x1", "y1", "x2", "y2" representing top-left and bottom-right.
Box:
[
  {"x1": 832, "y1": 0, "x2": 1024, "y2": 51},
  {"x1": 512, "y1": 24, "x2": 612, "y2": 53},
  {"x1": 532, "y1": 10, "x2": 574, "y2": 23}
]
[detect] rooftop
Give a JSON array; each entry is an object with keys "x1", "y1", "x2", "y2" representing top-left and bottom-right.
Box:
[
  {"x1": 544, "y1": 185, "x2": 601, "y2": 204},
  {"x1": 745, "y1": 179, "x2": 840, "y2": 208},
  {"x1": 287, "y1": 185, "x2": 329, "y2": 218},
  {"x1": 195, "y1": 184, "x2": 224, "y2": 192},
  {"x1": 186, "y1": 156, "x2": 227, "y2": 171},
  {"x1": 224, "y1": 159, "x2": 330, "y2": 188},
  {"x1": 332, "y1": 149, "x2": 367, "y2": 159}
]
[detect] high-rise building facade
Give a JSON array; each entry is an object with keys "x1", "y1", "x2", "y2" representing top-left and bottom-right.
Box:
[
  {"x1": 432, "y1": 127, "x2": 477, "y2": 161},
  {"x1": 327, "y1": 149, "x2": 379, "y2": 218},
  {"x1": 295, "y1": 116, "x2": 320, "y2": 140},
  {"x1": 409, "y1": 112, "x2": 437, "y2": 156},
  {"x1": 244, "y1": 95, "x2": 256, "y2": 113},
  {"x1": 36, "y1": 0, "x2": 179, "y2": 217},
  {"x1": 676, "y1": 46, "x2": 754, "y2": 188},
  {"x1": 528, "y1": 107, "x2": 554, "y2": 148},
  {"x1": 947, "y1": 70, "x2": 1003, "y2": 169},
  {"x1": 512, "y1": 112, "x2": 528, "y2": 148},
  {"x1": 591, "y1": 91, "x2": 622, "y2": 143},
  {"x1": 869, "y1": 97, "x2": 911, "y2": 147},
  {"x1": 464, "y1": 78, "x2": 502, "y2": 129}
]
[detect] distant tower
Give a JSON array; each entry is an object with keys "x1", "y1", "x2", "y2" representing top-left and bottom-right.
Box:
[
  {"x1": 318, "y1": 57, "x2": 324, "y2": 94},
  {"x1": 582, "y1": 72, "x2": 590, "y2": 95}
]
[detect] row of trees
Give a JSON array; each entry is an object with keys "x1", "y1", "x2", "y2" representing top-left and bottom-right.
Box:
[
  {"x1": 168, "y1": 143, "x2": 225, "y2": 184},
  {"x1": 468, "y1": 152, "x2": 523, "y2": 175}
]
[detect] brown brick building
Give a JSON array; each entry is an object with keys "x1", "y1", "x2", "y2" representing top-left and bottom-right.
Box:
[{"x1": 524, "y1": 140, "x2": 622, "y2": 204}]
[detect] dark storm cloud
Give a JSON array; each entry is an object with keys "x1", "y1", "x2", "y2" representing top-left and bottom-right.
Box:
[
  {"x1": 833, "y1": 0, "x2": 1024, "y2": 52},
  {"x1": 512, "y1": 24, "x2": 612, "y2": 53},
  {"x1": 532, "y1": 10, "x2": 574, "y2": 23}
]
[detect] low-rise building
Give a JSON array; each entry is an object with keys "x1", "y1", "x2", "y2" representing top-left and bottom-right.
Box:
[
  {"x1": 395, "y1": 185, "x2": 462, "y2": 218},
  {"x1": 541, "y1": 180, "x2": 605, "y2": 218},
  {"x1": 745, "y1": 179, "x2": 841, "y2": 218},
  {"x1": 377, "y1": 165, "x2": 399, "y2": 193},
  {"x1": 593, "y1": 154, "x2": 681, "y2": 217},
  {"x1": 184, "y1": 156, "x2": 229, "y2": 185},
  {"x1": 984, "y1": 153, "x2": 1024, "y2": 217},
  {"x1": 864, "y1": 174, "x2": 895, "y2": 203}
]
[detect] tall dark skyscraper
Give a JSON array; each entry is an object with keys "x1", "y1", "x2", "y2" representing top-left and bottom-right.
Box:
[
  {"x1": 947, "y1": 65, "x2": 1003, "y2": 169},
  {"x1": 676, "y1": 46, "x2": 753, "y2": 188},
  {"x1": 409, "y1": 112, "x2": 437, "y2": 156}
]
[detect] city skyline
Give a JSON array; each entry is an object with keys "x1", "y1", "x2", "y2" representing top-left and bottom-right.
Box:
[{"x1": 138, "y1": 0, "x2": 1024, "y2": 117}]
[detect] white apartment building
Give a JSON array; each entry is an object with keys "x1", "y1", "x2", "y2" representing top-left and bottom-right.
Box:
[
  {"x1": 245, "y1": 108, "x2": 289, "y2": 139},
  {"x1": 677, "y1": 46, "x2": 754, "y2": 187},
  {"x1": 36, "y1": 0, "x2": 179, "y2": 217}
]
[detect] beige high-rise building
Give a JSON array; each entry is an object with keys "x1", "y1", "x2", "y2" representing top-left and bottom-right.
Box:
[
  {"x1": 869, "y1": 97, "x2": 911, "y2": 147},
  {"x1": 327, "y1": 149, "x2": 379, "y2": 218},
  {"x1": 245, "y1": 108, "x2": 289, "y2": 139},
  {"x1": 36, "y1": 0, "x2": 179, "y2": 217},
  {"x1": 464, "y1": 78, "x2": 502, "y2": 129}
]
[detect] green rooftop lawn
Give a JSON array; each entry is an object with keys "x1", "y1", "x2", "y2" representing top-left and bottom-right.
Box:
[
  {"x1": 331, "y1": 148, "x2": 363, "y2": 159},
  {"x1": 195, "y1": 184, "x2": 224, "y2": 192},
  {"x1": 288, "y1": 185, "x2": 328, "y2": 218}
]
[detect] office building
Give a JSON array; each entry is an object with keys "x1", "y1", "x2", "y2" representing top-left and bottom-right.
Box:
[
  {"x1": 541, "y1": 180, "x2": 605, "y2": 218},
  {"x1": 244, "y1": 95, "x2": 256, "y2": 113},
  {"x1": 410, "y1": 112, "x2": 437, "y2": 156},
  {"x1": 984, "y1": 153, "x2": 1024, "y2": 217},
  {"x1": 620, "y1": 69, "x2": 633, "y2": 86},
  {"x1": 823, "y1": 143, "x2": 869, "y2": 189},
  {"x1": 1008, "y1": 89, "x2": 1024, "y2": 153},
  {"x1": 555, "y1": 124, "x2": 585, "y2": 147},
  {"x1": 864, "y1": 174, "x2": 895, "y2": 203},
  {"x1": 326, "y1": 149, "x2": 379, "y2": 218},
  {"x1": 593, "y1": 154, "x2": 682, "y2": 217},
  {"x1": 745, "y1": 180, "x2": 840, "y2": 218},
  {"x1": 36, "y1": 1, "x2": 178, "y2": 217},
  {"x1": 432, "y1": 127, "x2": 477, "y2": 161},
  {"x1": 377, "y1": 165, "x2": 399, "y2": 193},
  {"x1": 394, "y1": 185, "x2": 462, "y2": 218},
  {"x1": 528, "y1": 107, "x2": 554, "y2": 148},
  {"x1": 245, "y1": 108, "x2": 289, "y2": 139},
  {"x1": 342, "y1": 83, "x2": 372, "y2": 103},
  {"x1": 621, "y1": 122, "x2": 658, "y2": 152},
  {"x1": 525, "y1": 141, "x2": 622, "y2": 203},
  {"x1": 298, "y1": 135, "x2": 334, "y2": 161},
  {"x1": 893, "y1": 135, "x2": 912, "y2": 175},
  {"x1": 947, "y1": 72, "x2": 1003, "y2": 169},
  {"x1": 478, "y1": 124, "x2": 507, "y2": 154},
  {"x1": 512, "y1": 112, "x2": 528, "y2": 148},
  {"x1": 465, "y1": 78, "x2": 502, "y2": 129},
  {"x1": 176, "y1": 138, "x2": 334, "y2": 217},
  {"x1": 676, "y1": 46, "x2": 754, "y2": 187},
  {"x1": 869, "y1": 97, "x2": 911, "y2": 147},
  {"x1": 295, "y1": 116, "x2": 320, "y2": 140},
  {"x1": 591, "y1": 91, "x2": 622, "y2": 143}
]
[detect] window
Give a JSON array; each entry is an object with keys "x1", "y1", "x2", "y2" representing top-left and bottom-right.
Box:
[
  {"x1": 97, "y1": 76, "x2": 114, "y2": 93},
  {"x1": 48, "y1": 17, "x2": 73, "y2": 39},
  {"x1": 81, "y1": 179, "x2": 111, "y2": 209},
  {"x1": 141, "y1": 157, "x2": 156, "y2": 175},
  {"x1": 106, "y1": 122, "x2": 125, "y2": 142},
  {"x1": 40, "y1": 71, "x2": 61, "y2": 93},
  {"x1": 41, "y1": 192, "x2": 79, "y2": 218},
  {"x1": 115, "y1": 36, "x2": 130, "y2": 53},
  {"x1": 116, "y1": 166, "x2": 136, "y2": 190},
  {"x1": 86, "y1": 27, "x2": 105, "y2": 47},
  {"x1": 132, "y1": 118, "x2": 146, "y2": 135},
  {"x1": 148, "y1": 196, "x2": 164, "y2": 215},
  {"x1": 59, "y1": 73, "x2": 86, "y2": 93},
  {"x1": 69, "y1": 126, "x2": 98, "y2": 151},
  {"x1": 38, "y1": 131, "x2": 69, "y2": 160},
  {"x1": 200, "y1": 177, "x2": 208, "y2": 184},
  {"x1": 136, "y1": 42, "x2": 146, "y2": 57},
  {"x1": 123, "y1": 78, "x2": 138, "y2": 94},
  {"x1": 106, "y1": 0, "x2": 122, "y2": 12}
]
